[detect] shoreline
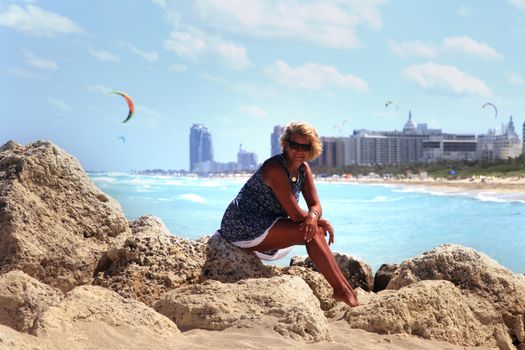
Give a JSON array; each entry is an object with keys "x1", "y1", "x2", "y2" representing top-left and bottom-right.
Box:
[{"x1": 317, "y1": 176, "x2": 525, "y2": 201}]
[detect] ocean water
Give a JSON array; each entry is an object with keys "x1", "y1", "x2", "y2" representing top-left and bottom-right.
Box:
[{"x1": 89, "y1": 173, "x2": 525, "y2": 274}]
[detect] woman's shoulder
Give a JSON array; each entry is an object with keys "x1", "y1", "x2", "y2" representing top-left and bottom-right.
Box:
[{"x1": 263, "y1": 154, "x2": 284, "y2": 167}]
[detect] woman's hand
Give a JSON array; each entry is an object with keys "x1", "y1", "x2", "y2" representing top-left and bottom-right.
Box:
[
  {"x1": 318, "y1": 218, "x2": 335, "y2": 245},
  {"x1": 299, "y1": 212, "x2": 318, "y2": 242}
]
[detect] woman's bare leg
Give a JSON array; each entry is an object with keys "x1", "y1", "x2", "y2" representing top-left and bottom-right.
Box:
[{"x1": 249, "y1": 219, "x2": 359, "y2": 307}]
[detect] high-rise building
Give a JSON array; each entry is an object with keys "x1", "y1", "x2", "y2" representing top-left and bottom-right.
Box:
[
  {"x1": 346, "y1": 112, "x2": 442, "y2": 166},
  {"x1": 189, "y1": 124, "x2": 213, "y2": 172},
  {"x1": 271, "y1": 125, "x2": 285, "y2": 156},
  {"x1": 478, "y1": 116, "x2": 522, "y2": 160},
  {"x1": 523, "y1": 119, "x2": 525, "y2": 156},
  {"x1": 237, "y1": 144, "x2": 258, "y2": 171},
  {"x1": 314, "y1": 137, "x2": 347, "y2": 168}
]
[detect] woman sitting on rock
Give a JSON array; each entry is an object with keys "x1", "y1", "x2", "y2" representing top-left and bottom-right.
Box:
[{"x1": 219, "y1": 121, "x2": 359, "y2": 307}]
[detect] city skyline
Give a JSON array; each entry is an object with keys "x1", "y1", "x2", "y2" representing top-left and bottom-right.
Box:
[
  {"x1": 188, "y1": 112, "x2": 522, "y2": 173},
  {"x1": 2, "y1": 1, "x2": 525, "y2": 171}
]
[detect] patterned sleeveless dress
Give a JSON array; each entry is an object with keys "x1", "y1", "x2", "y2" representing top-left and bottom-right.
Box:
[{"x1": 219, "y1": 153, "x2": 305, "y2": 256}]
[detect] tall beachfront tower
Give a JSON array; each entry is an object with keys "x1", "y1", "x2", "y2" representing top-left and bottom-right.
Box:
[
  {"x1": 189, "y1": 124, "x2": 213, "y2": 172},
  {"x1": 271, "y1": 125, "x2": 285, "y2": 156},
  {"x1": 523, "y1": 119, "x2": 525, "y2": 156}
]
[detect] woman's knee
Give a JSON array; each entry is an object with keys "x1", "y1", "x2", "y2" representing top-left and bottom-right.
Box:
[{"x1": 306, "y1": 227, "x2": 325, "y2": 244}]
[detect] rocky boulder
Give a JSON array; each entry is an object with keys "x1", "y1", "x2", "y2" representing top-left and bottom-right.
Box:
[
  {"x1": 290, "y1": 253, "x2": 374, "y2": 291},
  {"x1": 0, "y1": 271, "x2": 63, "y2": 333},
  {"x1": 94, "y1": 216, "x2": 278, "y2": 306},
  {"x1": 154, "y1": 275, "x2": 330, "y2": 343},
  {"x1": 373, "y1": 263, "x2": 398, "y2": 292},
  {"x1": 345, "y1": 280, "x2": 512, "y2": 349},
  {"x1": 32, "y1": 285, "x2": 180, "y2": 349},
  {"x1": 386, "y1": 244, "x2": 525, "y2": 347},
  {"x1": 0, "y1": 141, "x2": 131, "y2": 291},
  {"x1": 281, "y1": 266, "x2": 335, "y2": 311}
]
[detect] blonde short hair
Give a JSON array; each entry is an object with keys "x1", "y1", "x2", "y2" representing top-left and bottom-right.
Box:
[{"x1": 279, "y1": 121, "x2": 323, "y2": 161}]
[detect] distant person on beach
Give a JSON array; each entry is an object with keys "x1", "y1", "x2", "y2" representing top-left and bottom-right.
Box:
[{"x1": 218, "y1": 121, "x2": 359, "y2": 307}]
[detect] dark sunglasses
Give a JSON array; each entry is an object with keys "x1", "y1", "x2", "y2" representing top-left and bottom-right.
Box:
[{"x1": 288, "y1": 140, "x2": 312, "y2": 152}]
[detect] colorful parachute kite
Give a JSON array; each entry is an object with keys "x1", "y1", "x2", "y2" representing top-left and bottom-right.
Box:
[
  {"x1": 112, "y1": 91, "x2": 135, "y2": 123},
  {"x1": 385, "y1": 100, "x2": 399, "y2": 111},
  {"x1": 482, "y1": 102, "x2": 497, "y2": 118}
]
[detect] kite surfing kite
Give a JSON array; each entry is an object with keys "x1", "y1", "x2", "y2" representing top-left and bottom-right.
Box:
[
  {"x1": 333, "y1": 118, "x2": 350, "y2": 134},
  {"x1": 482, "y1": 102, "x2": 497, "y2": 118},
  {"x1": 116, "y1": 136, "x2": 126, "y2": 143},
  {"x1": 385, "y1": 100, "x2": 399, "y2": 111},
  {"x1": 112, "y1": 91, "x2": 135, "y2": 123}
]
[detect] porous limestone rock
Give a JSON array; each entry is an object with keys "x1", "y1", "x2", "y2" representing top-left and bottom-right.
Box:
[
  {"x1": 94, "y1": 216, "x2": 278, "y2": 306},
  {"x1": 32, "y1": 285, "x2": 180, "y2": 348},
  {"x1": 281, "y1": 265, "x2": 335, "y2": 311},
  {"x1": 0, "y1": 141, "x2": 131, "y2": 291},
  {"x1": 345, "y1": 280, "x2": 510, "y2": 348},
  {"x1": 386, "y1": 244, "x2": 525, "y2": 347},
  {"x1": 290, "y1": 253, "x2": 374, "y2": 291},
  {"x1": 154, "y1": 275, "x2": 330, "y2": 343},
  {"x1": 0, "y1": 271, "x2": 63, "y2": 333}
]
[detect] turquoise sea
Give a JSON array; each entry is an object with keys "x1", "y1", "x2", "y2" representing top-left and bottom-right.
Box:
[{"x1": 89, "y1": 173, "x2": 525, "y2": 274}]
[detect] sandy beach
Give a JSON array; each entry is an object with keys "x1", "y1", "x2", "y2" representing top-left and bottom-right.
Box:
[{"x1": 318, "y1": 176, "x2": 525, "y2": 202}]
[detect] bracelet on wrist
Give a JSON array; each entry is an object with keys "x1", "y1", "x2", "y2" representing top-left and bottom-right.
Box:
[{"x1": 309, "y1": 210, "x2": 319, "y2": 218}]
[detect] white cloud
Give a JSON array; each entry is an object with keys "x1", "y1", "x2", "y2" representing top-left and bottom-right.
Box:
[
  {"x1": 87, "y1": 84, "x2": 112, "y2": 95},
  {"x1": 388, "y1": 40, "x2": 437, "y2": 58},
  {"x1": 119, "y1": 41, "x2": 159, "y2": 63},
  {"x1": 164, "y1": 31, "x2": 206, "y2": 62},
  {"x1": 164, "y1": 29, "x2": 251, "y2": 69},
  {"x1": 89, "y1": 47, "x2": 120, "y2": 62},
  {"x1": 22, "y1": 49, "x2": 58, "y2": 70},
  {"x1": 188, "y1": 0, "x2": 384, "y2": 49},
  {"x1": 509, "y1": 0, "x2": 525, "y2": 11},
  {"x1": 0, "y1": 4, "x2": 84, "y2": 37},
  {"x1": 214, "y1": 41, "x2": 250, "y2": 69},
  {"x1": 47, "y1": 97, "x2": 70, "y2": 111},
  {"x1": 506, "y1": 72, "x2": 524, "y2": 85},
  {"x1": 390, "y1": 36, "x2": 503, "y2": 61},
  {"x1": 265, "y1": 60, "x2": 369, "y2": 92},
  {"x1": 239, "y1": 105, "x2": 268, "y2": 119},
  {"x1": 402, "y1": 62, "x2": 491, "y2": 97},
  {"x1": 6, "y1": 67, "x2": 45, "y2": 80},
  {"x1": 442, "y1": 36, "x2": 503, "y2": 61}
]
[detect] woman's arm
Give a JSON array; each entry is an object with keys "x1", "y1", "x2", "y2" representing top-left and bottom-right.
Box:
[{"x1": 301, "y1": 162, "x2": 322, "y2": 218}]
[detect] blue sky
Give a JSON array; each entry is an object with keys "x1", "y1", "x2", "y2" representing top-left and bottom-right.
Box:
[{"x1": 1, "y1": 0, "x2": 525, "y2": 171}]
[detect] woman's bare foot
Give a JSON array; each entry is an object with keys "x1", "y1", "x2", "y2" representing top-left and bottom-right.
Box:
[{"x1": 333, "y1": 290, "x2": 360, "y2": 307}]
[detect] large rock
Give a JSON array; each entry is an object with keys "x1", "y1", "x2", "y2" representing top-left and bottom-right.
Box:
[
  {"x1": 386, "y1": 244, "x2": 525, "y2": 347},
  {"x1": 0, "y1": 141, "x2": 131, "y2": 291},
  {"x1": 290, "y1": 253, "x2": 374, "y2": 291},
  {"x1": 345, "y1": 280, "x2": 511, "y2": 348},
  {"x1": 0, "y1": 271, "x2": 63, "y2": 333},
  {"x1": 31, "y1": 285, "x2": 180, "y2": 349},
  {"x1": 154, "y1": 275, "x2": 330, "y2": 343},
  {"x1": 282, "y1": 266, "x2": 335, "y2": 311},
  {"x1": 94, "y1": 216, "x2": 278, "y2": 306},
  {"x1": 373, "y1": 263, "x2": 398, "y2": 292}
]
